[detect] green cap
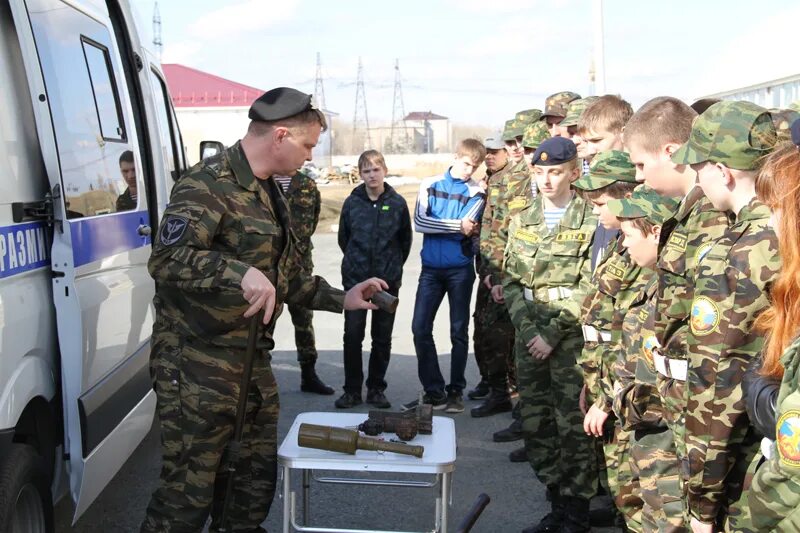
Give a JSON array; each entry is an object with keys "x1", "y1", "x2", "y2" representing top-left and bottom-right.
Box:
[
  {"x1": 607, "y1": 185, "x2": 679, "y2": 225},
  {"x1": 788, "y1": 100, "x2": 800, "y2": 113},
  {"x1": 671, "y1": 100, "x2": 776, "y2": 171},
  {"x1": 502, "y1": 119, "x2": 522, "y2": 141},
  {"x1": 542, "y1": 91, "x2": 581, "y2": 119},
  {"x1": 573, "y1": 150, "x2": 637, "y2": 190},
  {"x1": 560, "y1": 97, "x2": 599, "y2": 127},
  {"x1": 515, "y1": 108, "x2": 543, "y2": 123},
  {"x1": 522, "y1": 121, "x2": 551, "y2": 149},
  {"x1": 769, "y1": 108, "x2": 800, "y2": 143}
]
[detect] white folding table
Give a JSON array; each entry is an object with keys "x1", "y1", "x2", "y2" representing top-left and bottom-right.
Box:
[{"x1": 277, "y1": 411, "x2": 457, "y2": 533}]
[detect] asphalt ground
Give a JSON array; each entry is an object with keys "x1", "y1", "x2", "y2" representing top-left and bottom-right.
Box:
[{"x1": 54, "y1": 233, "x2": 619, "y2": 532}]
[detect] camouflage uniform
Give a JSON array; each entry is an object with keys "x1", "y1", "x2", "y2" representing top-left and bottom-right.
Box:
[
  {"x1": 541, "y1": 91, "x2": 582, "y2": 121},
  {"x1": 560, "y1": 97, "x2": 600, "y2": 128},
  {"x1": 116, "y1": 187, "x2": 137, "y2": 211},
  {"x1": 141, "y1": 142, "x2": 345, "y2": 532},
  {"x1": 669, "y1": 101, "x2": 779, "y2": 528},
  {"x1": 768, "y1": 108, "x2": 800, "y2": 143},
  {"x1": 503, "y1": 188, "x2": 599, "y2": 508},
  {"x1": 610, "y1": 188, "x2": 685, "y2": 533},
  {"x1": 571, "y1": 152, "x2": 643, "y2": 528},
  {"x1": 743, "y1": 336, "x2": 800, "y2": 531},
  {"x1": 281, "y1": 172, "x2": 322, "y2": 366}
]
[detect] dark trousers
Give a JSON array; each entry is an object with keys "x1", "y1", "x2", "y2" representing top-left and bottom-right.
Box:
[
  {"x1": 342, "y1": 286, "x2": 399, "y2": 394},
  {"x1": 412, "y1": 264, "x2": 475, "y2": 396}
]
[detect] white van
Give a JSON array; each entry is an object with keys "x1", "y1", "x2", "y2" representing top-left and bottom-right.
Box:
[{"x1": 0, "y1": 0, "x2": 186, "y2": 530}]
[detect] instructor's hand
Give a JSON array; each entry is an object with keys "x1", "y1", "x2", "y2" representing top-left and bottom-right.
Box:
[
  {"x1": 241, "y1": 267, "x2": 276, "y2": 324},
  {"x1": 344, "y1": 277, "x2": 389, "y2": 311},
  {"x1": 583, "y1": 404, "x2": 609, "y2": 437},
  {"x1": 527, "y1": 335, "x2": 553, "y2": 360}
]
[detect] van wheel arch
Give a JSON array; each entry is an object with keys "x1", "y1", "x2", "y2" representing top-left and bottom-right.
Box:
[{"x1": 14, "y1": 397, "x2": 58, "y2": 483}]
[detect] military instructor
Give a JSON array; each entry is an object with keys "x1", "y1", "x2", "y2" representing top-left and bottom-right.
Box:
[{"x1": 140, "y1": 88, "x2": 386, "y2": 533}]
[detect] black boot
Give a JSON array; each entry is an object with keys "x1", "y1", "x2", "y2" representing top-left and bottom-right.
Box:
[
  {"x1": 300, "y1": 364, "x2": 335, "y2": 395},
  {"x1": 522, "y1": 486, "x2": 562, "y2": 533},
  {"x1": 467, "y1": 379, "x2": 490, "y2": 400},
  {"x1": 493, "y1": 416, "x2": 523, "y2": 442},
  {"x1": 509, "y1": 446, "x2": 528, "y2": 462},
  {"x1": 512, "y1": 400, "x2": 522, "y2": 419},
  {"x1": 560, "y1": 496, "x2": 590, "y2": 533},
  {"x1": 470, "y1": 391, "x2": 512, "y2": 417}
]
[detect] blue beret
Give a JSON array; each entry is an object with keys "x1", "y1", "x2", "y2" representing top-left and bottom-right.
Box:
[
  {"x1": 791, "y1": 117, "x2": 800, "y2": 147},
  {"x1": 249, "y1": 87, "x2": 315, "y2": 122},
  {"x1": 531, "y1": 136, "x2": 577, "y2": 166}
]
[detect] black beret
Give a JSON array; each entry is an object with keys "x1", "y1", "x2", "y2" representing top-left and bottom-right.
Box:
[
  {"x1": 531, "y1": 136, "x2": 577, "y2": 166},
  {"x1": 249, "y1": 87, "x2": 314, "y2": 122},
  {"x1": 791, "y1": 117, "x2": 800, "y2": 147}
]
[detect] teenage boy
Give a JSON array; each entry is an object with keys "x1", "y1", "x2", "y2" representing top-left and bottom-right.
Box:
[
  {"x1": 541, "y1": 91, "x2": 581, "y2": 138},
  {"x1": 409, "y1": 139, "x2": 487, "y2": 413},
  {"x1": 624, "y1": 98, "x2": 730, "y2": 463},
  {"x1": 610, "y1": 186, "x2": 683, "y2": 532},
  {"x1": 503, "y1": 136, "x2": 598, "y2": 532},
  {"x1": 335, "y1": 150, "x2": 413, "y2": 409},
  {"x1": 671, "y1": 101, "x2": 779, "y2": 532},
  {"x1": 572, "y1": 151, "x2": 643, "y2": 529}
]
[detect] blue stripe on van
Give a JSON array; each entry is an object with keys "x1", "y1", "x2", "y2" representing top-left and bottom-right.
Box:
[
  {"x1": 70, "y1": 210, "x2": 152, "y2": 267},
  {"x1": 0, "y1": 221, "x2": 50, "y2": 279}
]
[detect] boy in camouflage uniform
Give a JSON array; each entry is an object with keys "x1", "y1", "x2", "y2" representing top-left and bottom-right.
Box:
[
  {"x1": 624, "y1": 97, "x2": 730, "y2": 466},
  {"x1": 610, "y1": 187, "x2": 684, "y2": 533},
  {"x1": 472, "y1": 114, "x2": 539, "y2": 418},
  {"x1": 541, "y1": 91, "x2": 582, "y2": 138},
  {"x1": 274, "y1": 170, "x2": 334, "y2": 395},
  {"x1": 670, "y1": 101, "x2": 779, "y2": 531},
  {"x1": 503, "y1": 136, "x2": 598, "y2": 532},
  {"x1": 572, "y1": 151, "x2": 643, "y2": 530}
]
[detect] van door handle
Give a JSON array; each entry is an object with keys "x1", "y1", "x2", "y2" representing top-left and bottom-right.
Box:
[{"x1": 137, "y1": 224, "x2": 152, "y2": 236}]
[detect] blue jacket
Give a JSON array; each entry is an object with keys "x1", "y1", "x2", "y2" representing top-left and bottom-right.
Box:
[{"x1": 414, "y1": 168, "x2": 485, "y2": 268}]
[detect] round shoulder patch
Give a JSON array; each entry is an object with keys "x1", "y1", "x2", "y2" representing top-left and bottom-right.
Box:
[
  {"x1": 690, "y1": 296, "x2": 720, "y2": 336},
  {"x1": 159, "y1": 215, "x2": 189, "y2": 246},
  {"x1": 695, "y1": 241, "x2": 715, "y2": 265},
  {"x1": 777, "y1": 410, "x2": 800, "y2": 468},
  {"x1": 642, "y1": 335, "x2": 659, "y2": 369}
]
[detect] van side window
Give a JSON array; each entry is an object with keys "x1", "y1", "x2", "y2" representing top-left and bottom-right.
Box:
[
  {"x1": 81, "y1": 39, "x2": 126, "y2": 142},
  {"x1": 28, "y1": 1, "x2": 139, "y2": 218},
  {"x1": 149, "y1": 68, "x2": 182, "y2": 181}
]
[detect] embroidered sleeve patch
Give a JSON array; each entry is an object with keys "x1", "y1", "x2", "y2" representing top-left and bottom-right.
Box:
[
  {"x1": 605, "y1": 263, "x2": 626, "y2": 281},
  {"x1": 777, "y1": 410, "x2": 800, "y2": 468},
  {"x1": 667, "y1": 232, "x2": 688, "y2": 251},
  {"x1": 159, "y1": 215, "x2": 189, "y2": 246},
  {"x1": 690, "y1": 296, "x2": 721, "y2": 336},
  {"x1": 515, "y1": 229, "x2": 541, "y2": 244},
  {"x1": 555, "y1": 231, "x2": 588, "y2": 242},
  {"x1": 508, "y1": 197, "x2": 528, "y2": 210},
  {"x1": 694, "y1": 241, "x2": 714, "y2": 264},
  {"x1": 490, "y1": 189, "x2": 500, "y2": 198}
]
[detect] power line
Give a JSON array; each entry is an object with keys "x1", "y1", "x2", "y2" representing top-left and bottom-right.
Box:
[
  {"x1": 313, "y1": 52, "x2": 326, "y2": 110},
  {"x1": 152, "y1": 1, "x2": 162, "y2": 61},
  {"x1": 352, "y1": 57, "x2": 372, "y2": 152},
  {"x1": 389, "y1": 59, "x2": 410, "y2": 153}
]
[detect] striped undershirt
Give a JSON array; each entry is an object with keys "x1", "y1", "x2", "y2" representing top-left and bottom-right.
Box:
[
  {"x1": 273, "y1": 175, "x2": 292, "y2": 193},
  {"x1": 543, "y1": 207, "x2": 567, "y2": 230}
]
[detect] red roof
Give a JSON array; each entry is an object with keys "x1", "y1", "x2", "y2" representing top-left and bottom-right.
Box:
[
  {"x1": 404, "y1": 111, "x2": 448, "y2": 121},
  {"x1": 162, "y1": 64, "x2": 265, "y2": 108}
]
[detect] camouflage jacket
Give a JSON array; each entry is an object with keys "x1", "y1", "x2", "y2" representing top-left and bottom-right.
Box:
[
  {"x1": 684, "y1": 199, "x2": 780, "y2": 523},
  {"x1": 613, "y1": 274, "x2": 663, "y2": 431},
  {"x1": 477, "y1": 161, "x2": 510, "y2": 279},
  {"x1": 338, "y1": 183, "x2": 412, "y2": 290},
  {"x1": 580, "y1": 236, "x2": 643, "y2": 412},
  {"x1": 480, "y1": 158, "x2": 531, "y2": 285},
  {"x1": 653, "y1": 186, "x2": 729, "y2": 433},
  {"x1": 116, "y1": 187, "x2": 136, "y2": 212},
  {"x1": 148, "y1": 141, "x2": 344, "y2": 350},
  {"x1": 284, "y1": 171, "x2": 321, "y2": 266},
  {"x1": 503, "y1": 193, "x2": 597, "y2": 347},
  {"x1": 748, "y1": 335, "x2": 800, "y2": 531}
]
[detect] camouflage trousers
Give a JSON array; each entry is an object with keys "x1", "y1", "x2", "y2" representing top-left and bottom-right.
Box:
[
  {"x1": 515, "y1": 330, "x2": 598, "y2": 499},
  {"x1": 630, "y1": 426, "x2": 686, "y2": 533},
  {"x1": 473, "y1": 283, "x2": 516, "y2": 393},
  {"x1": 288, "y1": 304, "x2": 317, "y2": 365},
  {"x1": 601, "y1": 422, "x2": 644, "y2": 531},
  {"x1": 141, "y1": 331, "x2": 280, "y2": 533}
]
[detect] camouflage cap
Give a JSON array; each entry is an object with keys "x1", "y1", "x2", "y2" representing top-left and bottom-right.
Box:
[
  {"x1": 573, "y1": 150, "x2": 637, "y2": 190},
  {"x1": 515, "y1": 108, "x2": 543, "y2": 123},
  {"x1": 522, "y1": 121, "x2": 551, "y2": 149},
  {"x1": 560, "y1": 97, "x2": 600, "y2": 127},
  {"x1": 502, "y1": 119, "x2": 523, "y2": 141},
  {"x1": 671, "y1": 100, "x2": 777, "y2": 171},
  {"x1": 789, "y1": 100, "x2": 800, "y2": 113},
  {"x1": 607, "y1": 185, "x2": 679, "y2": 225},
  {"x1": 542, "y1": 91, "x2": 582, "y2": 119},
  {"x1": 769, "y1": 108, "x2": 800, "y2": 143}
]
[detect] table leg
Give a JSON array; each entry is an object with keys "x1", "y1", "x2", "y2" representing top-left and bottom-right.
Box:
[
  {"x1": 303, "y1": 469, "x2": 311, "y2": 525},
  {"x1": 441, "y1": 472, "x2": 450, "y2": 533},
  {"x1": 435, "y1": 474, "x2": 442, "y2": 532},
  {"x1": 282, "y1": 466, "x2": 291, "y2": 533}
]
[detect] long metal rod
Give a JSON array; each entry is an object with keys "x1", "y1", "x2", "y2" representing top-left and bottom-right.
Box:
[
  {"x1": 313, "y1": 476, "x2": 437, "y2": 489},
  {"x1": 303, "y1": 469, "x2": 311, "y2": 525}
]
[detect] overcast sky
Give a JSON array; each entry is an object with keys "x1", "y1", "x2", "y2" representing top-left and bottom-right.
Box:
[{"x1": 131, "y1": 0, "x2": 800, "y2": 128}]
